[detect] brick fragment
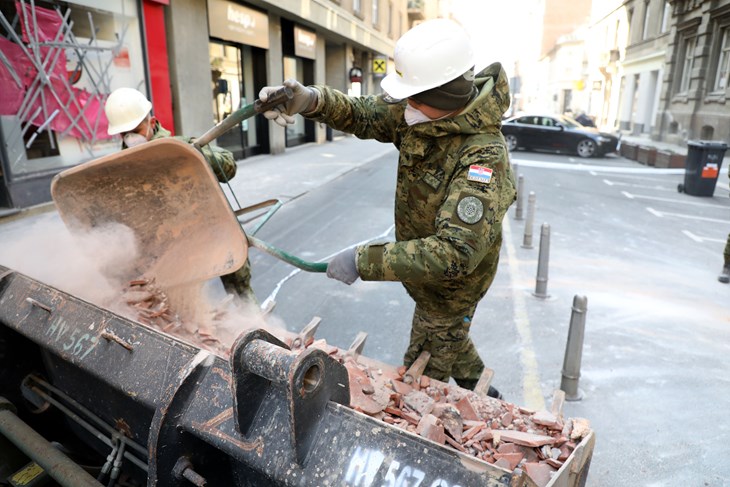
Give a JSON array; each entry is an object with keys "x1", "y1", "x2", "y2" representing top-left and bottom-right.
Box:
[
  {"x1": 403, "y1": 390, "x2": 435, "y2": 416},
  {"x1": 390, "y1": 379, "x2": 413, "y2": 396},
  {"x1": 493, "y1": 452, "x2": 523, "y2": 471},
  {"x1": 462, "y1": 422, "x2": 486, "y2": 441},
  {"x1": 493, "y1": 430, "x2": 556, "y2": 447},
  {"x1": 455, "y1": 396, "x2": 480, "y2": 422},
  {"x1": 524, "y1": 462, "x2": 557, "y2": 487},
  {"x1": 417, "y1": 414, "x2": 446, "y2": 445}
]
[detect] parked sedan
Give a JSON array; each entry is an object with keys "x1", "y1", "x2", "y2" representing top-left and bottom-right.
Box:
[{"x1": 501, "y1": 114, "x2": 620, "y2": 158}]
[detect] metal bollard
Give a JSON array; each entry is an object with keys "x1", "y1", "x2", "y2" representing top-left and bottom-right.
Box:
[
  {"x1": 533, "y1": 223, "x2": 550, "y2": 298},
  {"x1": 515, "y1": 174, "x2": 525, "y2": 220},
  {"x1": 521, "y1": 191, "x2": 536, "y2": 249},
  {"x1": 560, "y1": 295, "x2": 588, "y2": 401}
]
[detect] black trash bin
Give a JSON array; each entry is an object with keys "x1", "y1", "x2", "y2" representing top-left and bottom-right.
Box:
[{"x1": 678, "y1": 140, "x2": 728, "y2": 196}]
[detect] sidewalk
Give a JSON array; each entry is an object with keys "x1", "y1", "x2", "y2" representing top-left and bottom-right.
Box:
[{"x1": 0, "y1": 136, "x2": 397, "y2": 231}]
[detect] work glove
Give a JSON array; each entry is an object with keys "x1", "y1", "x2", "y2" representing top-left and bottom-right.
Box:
[
  {"x1": 326, "y1": 247, "x2": 360, "y2": 285},
  {"x1": 258, "y1": 79, "x2": 318, "y2": 127}
]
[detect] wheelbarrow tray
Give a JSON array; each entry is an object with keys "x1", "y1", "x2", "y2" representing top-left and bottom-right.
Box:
[{"x1": 50, "y1": 138, "x2": 247, "y2": 289}]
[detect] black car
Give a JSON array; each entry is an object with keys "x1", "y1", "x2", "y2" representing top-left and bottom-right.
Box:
[{"x1": 501, "y1": 114, "x2": 620, "y2": 158}]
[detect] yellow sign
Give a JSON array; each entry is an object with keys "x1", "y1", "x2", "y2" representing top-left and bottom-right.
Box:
[
  {"x1": 10, "y1": 462, "x2": 45, "y2": 485},
  {"x1": 373, "y1": 58, "x2": 387, "y2": 75}
]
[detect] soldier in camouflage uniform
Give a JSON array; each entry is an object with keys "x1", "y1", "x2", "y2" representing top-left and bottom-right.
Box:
[
  {"x1": 104, "y1": 88, "x2": 257, "y2": 305},
  {"x1": 259, "y1": 19, "x2": 515, "y2": 397},
  {"x1": 720, "y1": 167, "x2": 730, "y2": 283}
]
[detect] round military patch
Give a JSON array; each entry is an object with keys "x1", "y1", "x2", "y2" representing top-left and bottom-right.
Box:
[{"x1": 456, "y1": 196, "x2": 484, "y2": 224}]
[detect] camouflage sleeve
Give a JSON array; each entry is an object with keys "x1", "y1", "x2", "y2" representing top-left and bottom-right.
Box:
[
  {"x1": 306, "y1": 85, "x2": 402, "y2": 143},
  {"x1": 172, "y1": 135, "x2": 238, "y2": 182},
  {"x1": 356, "y1": 143, "x2": 516, "y2": 282},
  {"x1": 203, "y1": 145, "x2": 237, "y2": 182}
]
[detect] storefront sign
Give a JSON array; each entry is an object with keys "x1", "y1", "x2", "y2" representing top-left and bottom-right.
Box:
[
  {"x1": 294, "y1": 26, "x2": 316, "y2": 59},
  {"x1": 373, "y1": 57, "x2": 387, "y2": 75},
  {"x1": 208, "y1": 0, "x2": 269, "y2": 49}
]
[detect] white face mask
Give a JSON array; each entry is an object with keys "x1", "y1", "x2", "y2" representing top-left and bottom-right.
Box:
[
  {"x1": 123, "y1": 119, "x2": 153, "y2": 147},
  {"x1": 404, "y1": 104, "x2": 433, "y2": 126},
  {"x1": 123, "y1": 132, "x2": 148, "y2": 148},
  {"x1": 404, "y1": 103, "x2": 457, "y2": 126}
]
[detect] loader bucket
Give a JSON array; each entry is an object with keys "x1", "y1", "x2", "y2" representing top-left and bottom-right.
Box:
[{"x1": 50, "y1": 138, "x2": 247, "y2": 290}]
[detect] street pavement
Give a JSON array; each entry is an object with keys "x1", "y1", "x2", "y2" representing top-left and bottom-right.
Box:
[{"x1": 1, "y1": 136, "x2": 729, "y2": 486}]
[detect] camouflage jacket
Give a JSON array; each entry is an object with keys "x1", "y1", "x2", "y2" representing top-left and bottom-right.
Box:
[
  {"x1": 308, "y1": 63, "x2": 516, "y2": 316},
  {"x1": 147, "y1": 122, "x2": 237, "y2": 182}
]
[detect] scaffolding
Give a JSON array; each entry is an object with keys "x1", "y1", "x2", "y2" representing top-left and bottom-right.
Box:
[{"x1": 0, "y1": 0, "x2": 127, "y2": 164}]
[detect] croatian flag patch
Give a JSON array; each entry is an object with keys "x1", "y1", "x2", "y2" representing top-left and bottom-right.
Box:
[{"x1": 467, "y1": 165, "x2": 493, "y2": 184}]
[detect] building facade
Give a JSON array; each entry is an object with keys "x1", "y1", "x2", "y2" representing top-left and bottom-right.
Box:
[
  {"x1": 658, "y1": 0, "x2": 730, "y2": 143},
  {"x1": 618, "y1": 0, "x2": 672, "y2": 135},
  {"x1": 0, "y1": 0, "x2": 409, "y2": 211}
]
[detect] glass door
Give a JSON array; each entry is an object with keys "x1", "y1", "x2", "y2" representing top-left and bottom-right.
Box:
[{"x1": 209, "y1": 42, "x2": 246, "y2": 158}]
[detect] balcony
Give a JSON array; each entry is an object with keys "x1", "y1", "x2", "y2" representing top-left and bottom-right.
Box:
[{"x1": 407, "y1": 0, "x2": 424, "y2": 21}]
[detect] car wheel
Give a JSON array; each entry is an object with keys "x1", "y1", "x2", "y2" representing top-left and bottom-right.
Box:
[
  {"x1": 505, "y1": 134, "x2": 518, "y2": 152},
  {"x1": 576, "y1": 139, "x2": 597, "y2": 158}
]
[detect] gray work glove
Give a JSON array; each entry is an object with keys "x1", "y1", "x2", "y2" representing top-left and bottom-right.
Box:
[
  {"x1": 326, "y1": 247, "x2": 360, "y2": 285},
  {"x1": 258, "y1": 79, "x2": 318, "y2": 127}
]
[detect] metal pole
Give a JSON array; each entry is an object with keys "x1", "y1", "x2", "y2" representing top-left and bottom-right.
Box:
[
  {"x1": 560, "y1": 295, "x2": 588, "y2": 401},
  {"x1": 533, "y1": 223, "x2": 550, "y2": 298},
  {"x1": 0, "y1": 398, "x2": 104, "y2": 487},
  {"x1": 521, "y1": 191, "x2": 536, "y2": 249},
  {"x1": 515, "y1": 174, "x2": 525, "y2": 220}
]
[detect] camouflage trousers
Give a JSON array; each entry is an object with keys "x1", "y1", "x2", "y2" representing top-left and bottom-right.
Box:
[
  {"x1": 724, "y1": 233, "x2": 730, "y2": 266},
  {"x1": 403, "y1": 305, "x2": 484, "y2": 385},
  {"x1": 220, "y1": 259, "x2": 258, "y2": 306}
]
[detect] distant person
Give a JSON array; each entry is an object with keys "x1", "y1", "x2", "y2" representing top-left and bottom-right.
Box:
[
  {"x1": 104, "y1": 87, "x2": 257, "y2": 305},
  {"x1": 720, "y1": 171, "x2": 730, "y2": 283},
  {"x1": 259, "y1": 19, "x2": 516, "y2": 398},
  {"x1": 720, "y1": 237, "x2": 730, "y2": 283},
  {"x1": 575, "y1": 112, "x2": 595, "y2": 127}
]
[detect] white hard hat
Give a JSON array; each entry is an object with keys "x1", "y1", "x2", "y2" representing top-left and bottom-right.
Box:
[
  {"x1": 380, "y1": 18, "x2": 474, "y2": 100},
  {"x1": 105, "y1": 87, "x2": 152, "y2": 135}
]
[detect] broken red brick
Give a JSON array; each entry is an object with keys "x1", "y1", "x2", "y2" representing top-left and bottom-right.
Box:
[
  {"x1": 493, "y1": 430, "x2": 556, "y2": 447},
  {"x1": 493, "y1": 452, "x2": 523, "y2": 471},
  {"x1": 454, "y1": 396, "x2": 480, "y2": 422},
  {"x1": 524, "y1": 462, "x2": 557, "y2": 487}
]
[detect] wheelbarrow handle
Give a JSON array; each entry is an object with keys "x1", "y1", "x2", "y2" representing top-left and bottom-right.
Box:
[
  {"x1": 247, "y1": 235, "x2": 328, "y2": 273},
  {"x1": 194, "y1": 87, "x2": 294, "y2": 148}
]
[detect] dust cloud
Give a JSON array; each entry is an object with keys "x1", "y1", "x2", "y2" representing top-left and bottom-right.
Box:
[
  {"x1": 0, "y1": 216, "x2": 138, "y2": 305},
  {"x1": 0, "y1": 214, "x2": 290, "y2": 357}
]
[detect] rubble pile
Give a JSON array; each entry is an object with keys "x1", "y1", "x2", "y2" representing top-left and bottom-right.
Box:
[
  {"x1": 343, "y1": 359, "x2": 591, "y2": 487},
  {"x1": 119, "y1": 281, "x2": 589, "y2": 486},
  {"x1": 121, "y1": 278, "x2": 229, "y2": 356}
]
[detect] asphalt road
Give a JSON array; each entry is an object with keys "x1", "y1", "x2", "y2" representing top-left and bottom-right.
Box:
[
  {"x1": 0, "y1": 139, "x2": 727, "y2": 486},
  {"x1": 247, "y1": 147, "x2": 730, "y2": 487}
]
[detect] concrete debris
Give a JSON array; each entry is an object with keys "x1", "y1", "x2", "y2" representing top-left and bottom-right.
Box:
[{"x1": 120, "y1": 280, "x2": 590, "y2": 486}]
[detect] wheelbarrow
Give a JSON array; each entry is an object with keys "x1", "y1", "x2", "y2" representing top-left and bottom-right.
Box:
[{"x1": 50, "y1": 89, "x2": 325, "y2": 323}]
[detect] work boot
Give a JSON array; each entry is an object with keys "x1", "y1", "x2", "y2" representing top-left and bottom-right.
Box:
[
  {"x1": 719, "y1": 266, "x2": 730, "y2": 283},
  {"x1": 486, "y1": 386, "x2": 504, "y2": 400}
]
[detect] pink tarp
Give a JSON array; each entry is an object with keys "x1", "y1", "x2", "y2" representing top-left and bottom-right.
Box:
[{"x1": 0, "y1": 2, "x2": 111, "y2": 140}]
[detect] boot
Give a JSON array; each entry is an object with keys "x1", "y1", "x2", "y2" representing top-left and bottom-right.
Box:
[{"x1": 719, "y1": 265, "x2": 730, "y2": 284}]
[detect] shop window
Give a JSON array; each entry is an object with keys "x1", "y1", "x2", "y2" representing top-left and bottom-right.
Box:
[{"x1": 0, "y1": 0, "x2": 147, "y2": 178}]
